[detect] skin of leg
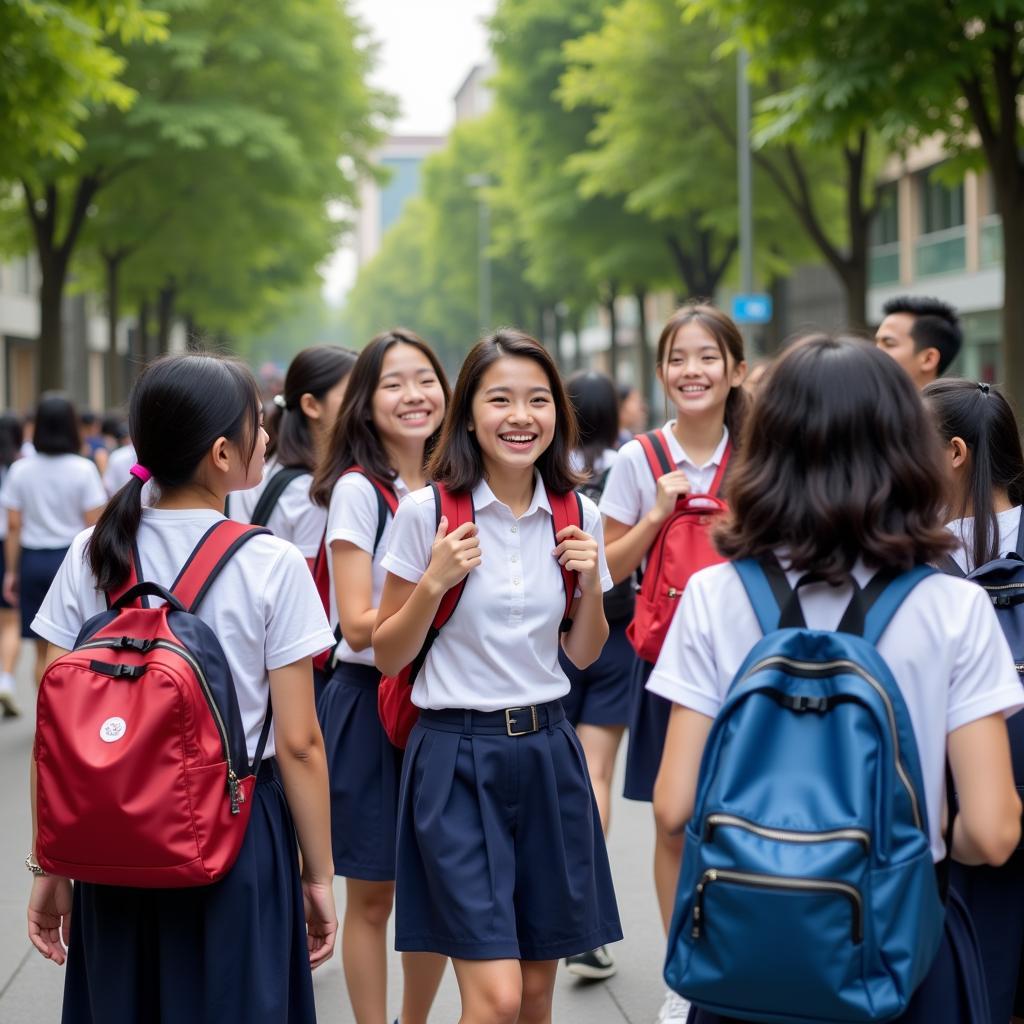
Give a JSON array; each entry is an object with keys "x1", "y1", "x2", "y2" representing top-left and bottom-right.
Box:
[
  {"x1": 574, "y1": 723, "x2": 626, "y2": 835},
  {"x1": 0, "y1": 609, "x2": 20, "y2": 676},
  {"x1": 451, "y1": 958, "x2": 523, "y2": 1024},
  {"x1": 343, "y1": 877, "x2": 395, "y2": 1024},
  {"x1": 399, "y1": 951, "x2": 447, "y2": 1024},
  {"x1": 654, "y1": 820, "x2": 685, "y2": 935},
  {"x1": 33, "y1": 638, "x2": 47, "y2": 688},
  {"x1": 518, "y1": 960, "x2": 558, "y2": 1024}
]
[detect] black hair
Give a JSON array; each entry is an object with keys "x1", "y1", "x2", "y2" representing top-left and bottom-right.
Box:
[
  {"x1": 0, "y1": 414, "x2": 23, "y2": 470},
  {"x1": 80, "y1": 410, "x2": 98, "y2": 428},
  {"x1": 266, "y1": 345, "x2": 358, "y2": 472},
  {"x1": 567, "y1": 371, "x2": 619, "y2": 476},
  {"x1": 923, "y1": 378, "x2": 1024, "y2": 571},
  {"x1": 88, "y1": 354, "x2": 262, "y2": 592},
  {"x1": 33, "y1": 392, "x2": 81, "y2": 455},
  {"x1": 882, "y1": 295, "x2": 962, "y2": 375}
]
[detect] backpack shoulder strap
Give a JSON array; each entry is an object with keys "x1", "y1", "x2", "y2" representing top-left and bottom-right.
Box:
[
  {"x1": 250, "y1": 466, "x2": 307, "y2": 527},
  {"x1": 170, "y1": 520, "x2": 272, "y2": 613},
  {"x1": 106, "y1": 540, "x2": 150, "y2": 609},
  {"x1": 1015, "y1": 511, "x2": 1024, "y2": 558},
  {"x1": 709, "y1": 440, "x2": 733, "y2": 497},
  {"x1": 636, "y1": 430, "x2": 673, "y2": 482},
  {"x1": 732, "y1": 556, "x2": 795, "y2": 635},
  {"x1": 937, "y1": 553, "x2": 966, "y2": 578},
  {"x1": 862, "y1": 566, "x2": 937, "y2": 646},
  {"x1": 342, "y1": 467, "x2": 400, "y2": 553},
  {"x1": 546, "y1": 486, "x2": 583, "y2": 631}
]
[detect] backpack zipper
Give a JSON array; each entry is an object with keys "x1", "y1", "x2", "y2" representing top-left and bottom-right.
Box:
[
  {"x1": 76, "y1": 638, "x2": 244, "y2": 814},
  {"x1": 704, "y1": 813, "x2": 870, "y2": 850},
  {"x1": 692, "y1": 868, "x2": 863, "y2": 943},
  {"x1": 740, "y1": 656, "x2": 923, "y2": 832}
]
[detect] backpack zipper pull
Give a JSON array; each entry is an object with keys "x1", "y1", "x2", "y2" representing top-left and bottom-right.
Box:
[{"x1": 227, "y1": 770, "x2": 243, "y2": 815}]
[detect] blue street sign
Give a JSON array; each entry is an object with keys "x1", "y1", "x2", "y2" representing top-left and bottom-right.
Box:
[{"x1": 732, "y1": 293, "x2": 773, "y2": 324}]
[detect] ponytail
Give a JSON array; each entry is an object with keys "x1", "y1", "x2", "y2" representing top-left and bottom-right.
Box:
[{"x1": 90, "y1": 475, "x2": 146, "y2": 593}]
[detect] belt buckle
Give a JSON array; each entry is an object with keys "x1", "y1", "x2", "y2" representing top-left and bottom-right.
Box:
[{"x1": 505, "y1": 705, "x2": 539, "y2": 737}]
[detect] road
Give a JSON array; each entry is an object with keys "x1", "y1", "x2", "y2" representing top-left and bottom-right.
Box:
[{"x1": 0, "y1": 647, "x2": 668, "y2": 1022}]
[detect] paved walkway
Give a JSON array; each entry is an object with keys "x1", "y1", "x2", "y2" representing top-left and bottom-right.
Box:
[{"x1": 0, "y1": 648, "x2": 668, "y2": 1022}]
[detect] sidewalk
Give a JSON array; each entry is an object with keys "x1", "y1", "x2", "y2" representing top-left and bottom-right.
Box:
[{"x1": 0, "y1": 649, "x2": 668, "y2": 1022}]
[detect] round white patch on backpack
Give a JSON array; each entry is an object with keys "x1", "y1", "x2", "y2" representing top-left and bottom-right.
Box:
[{"x1": 99, "y1": 717, "x2": 127, "y2": 743}]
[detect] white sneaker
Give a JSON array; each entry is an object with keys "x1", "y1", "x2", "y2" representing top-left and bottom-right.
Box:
[
  {"x1": 656, "y1": 988, "x2": 692, "y2": 1024},
  {"x1": 0, "y1": 674, "x2": 19, "y2": 719}
]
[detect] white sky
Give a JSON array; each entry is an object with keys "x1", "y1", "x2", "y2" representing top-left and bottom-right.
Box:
[{"x1": 321, "y1": 0, "x2": 497, "y2": 304}]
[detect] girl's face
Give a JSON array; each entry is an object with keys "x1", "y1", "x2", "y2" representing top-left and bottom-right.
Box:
[
  {"x1": 305, "y1": 373, "x2": 350, "y2": 444},
  {"x1": 371, "y1": 343, "x2": 445, "y2": 446},
  {"x1": 470, "y1": 355, "x2": 557, "y2": 476},
  {"x1": 658, "y1": 322, "x2": 746, "y2": 420}
]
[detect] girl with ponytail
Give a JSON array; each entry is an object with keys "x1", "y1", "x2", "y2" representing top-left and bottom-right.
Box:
[{"x1": 27, "y1": 353, "x2": 338, "y2": 1023}]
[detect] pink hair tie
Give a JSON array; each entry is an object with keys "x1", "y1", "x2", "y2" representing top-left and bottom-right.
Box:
[{"x1": 129, "y1": 464, "x2": 152, "y2": 484}]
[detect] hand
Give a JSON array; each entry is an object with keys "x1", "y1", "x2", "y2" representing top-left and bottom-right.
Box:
[
  {"x1": 302, "y1": 878, "x2": 338, "y2": 969},
  {"x1": 650, "y1": 470, "x2": 691, "y2": 524},
  {"x1": 3, "y1": 571, "x2": 17, "y2": 606},
  {"x1": 423, "y1": 516, "x2": 482, "y2": 592},
  {"x1": 553, "y1": 526, "x2": 602, "y2": 594},
  {"x1": 28, "y1": 874, "x2": 73, "y2": 966}
]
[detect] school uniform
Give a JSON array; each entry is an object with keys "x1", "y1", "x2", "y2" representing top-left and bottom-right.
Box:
[
  {"x1": 317, "y1": 471, "x2": 408, "y2": 881},
  {"x1": 647, "y1": 559, "x2": 1024, "y2": 1024},
  {"x1": 32, "y1": 507, "x2": 336, "y2": 1024},
  {"x1": 599, "y1": 422, "x2": 730, "y2": 801},
  {"x1": 0, "y1": 453, "x2": 106, "y2": 638},
  {"x1": 946, "y1": 505, "x2": 1024, "y2": 1024},
  {"x1": 382, "y1": 474, "x2": 623, "y2": 961}
]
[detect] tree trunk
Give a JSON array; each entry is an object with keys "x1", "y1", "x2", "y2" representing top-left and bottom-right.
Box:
[
  {"x1": 37, "y1": 251, "x2": 69, "y2": 393},
  {"x1": 573, "y1": 316, "x2": 584, "y2": 371},
  {"x1": 552, "y1": 306, "x2": 566, "y2": 372},
  {"x1": 605, "y1": 283, "x2": 619, "y2": 380},
  {"x1": 635, "y1": 288, "x2": 653, "y2": 411},
  {"x1": 999, "y1": 195, "x2": 1024, "y2": 403},
  {"x1": 136, "y1": 297, "x2": 152, "y2": 371},
  {"x1": 104, "y1": 252, "x2": 123, "y2": 408},
  {"x1": 157, "y1": 280, "x2": 177, "y2": 353}
]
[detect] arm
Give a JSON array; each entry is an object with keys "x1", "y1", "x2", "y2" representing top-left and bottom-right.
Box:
[
  {"x1": 84, "y1": 505, "x2": 104, "y2": 528},
  {"x1": 331, "y1": 542, "x2": 376, "y2": 652},
  {"x1": 557, "y1": 525, "x2": 609, "y2": 669},
  {"x1": 269, "y1": 656, "x2": 337, "y2": 968},
  {"x1": 652, "y1": 703, "x2": 715, "y2": 836},
  {"x1": 4, "y1": 509, "x2": 21, "y2": 606},
  {"x1": 948, "y1": 712, "x2": 1021, "y2": 866}
]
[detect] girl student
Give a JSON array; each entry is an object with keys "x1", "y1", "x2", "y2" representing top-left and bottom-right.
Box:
[
  {"x1": 924, "y1": 377, "x2": 1024, "y2": 1024},
  {"x1": 1, "y1": 393, "x2": 106, "y2": 688},
  {"x1": 308, "y1": 328, "x2": 450, "y2": 1024},
  {"x1": 598, "y1": 302, "x2": 746, "y2": 1023},
  {"x1": 373, "y1": 330, "x2": 621, "y2": 1024},
  {"x1": 652, "y1": 336, "x2": 1023, "y2": 1024},
  {"x1": 27, "y1": 354, "x2": 338, "y2": 1023},
  {"x1": 0, "y1": 413, "x2": 23, "y2": 717}
]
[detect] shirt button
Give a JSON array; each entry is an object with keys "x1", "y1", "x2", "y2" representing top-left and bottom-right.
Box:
[
  {"x1": 510, "y1": 525, "x2": 518, "y2": 534},
  {"x1": 513, "y1": 577, "x2": 521, "y2": 586},
  {"x1": 510, "y1": 554, "x2": 519, "y2": 563}
]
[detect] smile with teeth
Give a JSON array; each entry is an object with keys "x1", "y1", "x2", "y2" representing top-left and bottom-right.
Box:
[
  {"x1": 680, "y1": 384, "x2": 710, "y2": 393},
  {"x1": 398, "y1": 409, "x2": 430, "y2": 421},
  {"x1": 499, "y1": 432, "x2": 537, "y2": 446}
]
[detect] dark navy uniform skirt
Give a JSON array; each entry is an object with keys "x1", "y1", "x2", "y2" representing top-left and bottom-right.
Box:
[
  {"x1": 687, "y1": 887, "x2": 989, "y2": 1024},
  {"x1": 317, "y1": 660, "x2": 402, "y2": 881},
  {"x1": 61, "y1": 762, "x2": 316, "y2": 1024},
  {"x1": 560, "y1": 618, "x2": 635, "y2": 728},
  {"x1": 20, "y1": 546, "x2": 68, "y2": 638},
  {"x1": 624, "y1": 658, "x2": 669, "y2": 801},
  {"x1": 395, "y1": 699, "x2": 623, "y2": 962}
]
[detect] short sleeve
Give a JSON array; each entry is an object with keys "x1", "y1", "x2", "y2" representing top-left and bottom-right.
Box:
[
  {"x1": 262, "y1": 543, "x2": 335, "y2": 671},
  {"x1": 326, "y1": 474, "x2": 385, "y2": 556},
  {"x1": 79, "y1": 460, "x2": 107, "y2": 511},
  {"x1": 946, "y1": 583, "x2": 1024, "y2": 732},
  {"x1": 31, "y1": 531, "x2": 103, "y2": 649},
  {"x1": 645, "y1": 574, "x2": 724, "y2": 719},
  {"x1": 598, "y1": 440, "x2": 645, "y2": 525},
  {"x1": 580, "y1": 495, "x2": 613, "y2": 593},
  {"x1": 0, "y1": 462, "x2": 22, "y2": 511},
  {"x1": 277, "y1": 474, "x2": 324, "y2": 559},
  {"x1": 380, "y1": 493, "x2": 434, "y2": 584}
]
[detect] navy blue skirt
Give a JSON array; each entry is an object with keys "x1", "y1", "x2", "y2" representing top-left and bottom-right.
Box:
[
  {"x1": 0, "y1": 540, "x2": 10, "y2": 610},
  {"x1": 21, "y1": 546, "x2": 68, "y2": 638},
  {"x1": 395, "y1": 700, "x2": 623, "y2": 962},
  {"x1": 560, "y1": 618, "x2": 635, "y2": 728},
  {"x1": 624, "y1": 658, "x2": 669, "y2": 802},
  {"x1": 687, "y1": 888, "x2": 989, "y2": 1024},
  {"x1": 317, "y1": 660, "x2": 402, "y2": 881},
  {"x1": 61, "y1": 763, "x2": 316, "y2": 1024}
]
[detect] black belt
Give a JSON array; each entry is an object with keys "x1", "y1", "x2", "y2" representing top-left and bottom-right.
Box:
[{"x1": 419, "y1": 700, "x2": 564, "y2": 737}]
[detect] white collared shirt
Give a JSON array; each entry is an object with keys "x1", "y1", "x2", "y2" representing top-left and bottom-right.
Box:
[
  {"x1": 381, "y1": 474, "x2": 612, "y2": 711},
  {"x1": 947, "y1": 505, "x2": 1023, "y2": 574},
  {"x1": 326, "y1": 472, "x2": 410, "y2": 667}
]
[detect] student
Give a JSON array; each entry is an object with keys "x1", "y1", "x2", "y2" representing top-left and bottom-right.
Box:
[
  {"x1": 1, "y1": 394, "x2": 106, "y2": 687},
  {"x1": 26, "y1": 353, "x2": 338, "y2": 1023},
  {"x1": 0, "y1": 413, "x2": 22, "y2": 717},
  {"x1": 561, "y1": 370, "x2": 634, "y2": 981},
  {"x1": 924, "y1": 377, "x2": 1024, "y2": 1024},
  {"x1": 373, "y1": 329, "x2": 622, "y2": 1024},
  {"x1": 652, "y1": 336, "x2": 1022, "y2": 1024},
  {"x1": 618, "y1": 384, "x2": 648, "y2": 446},
  {"x1": 308, "y1": 329, "x2": 450, "y2": 1024},
  {"x1": 875, "y1": 295, "x2": 962, "y2": 389},
  {"x1": 599, "y1": 302, "x2": 746, "y2": 1024}
]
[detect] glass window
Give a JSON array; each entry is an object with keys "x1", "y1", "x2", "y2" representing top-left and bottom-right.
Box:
[
  {"x1": 918, "y1": 166, "x2": 964, "y2": 235},
  {"x1": 870, "y1": 182, "x2": 899, "y2": 246}
]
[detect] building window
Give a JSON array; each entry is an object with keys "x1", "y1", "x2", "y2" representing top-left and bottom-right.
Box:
[
  {"x1": 869, "y1": 182, "x2": 900, "y2": 285},
  {"x1": 980, "y1": 171, "x2": 1002, "y2": 268},
  {"x1": 915, "y1": 165, "x2": 966, "y2": 277}
]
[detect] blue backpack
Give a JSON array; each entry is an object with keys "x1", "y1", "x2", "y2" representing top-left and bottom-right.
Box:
[{"x1": 664, "y1": 559, "x2": 945, "y2": 1023}]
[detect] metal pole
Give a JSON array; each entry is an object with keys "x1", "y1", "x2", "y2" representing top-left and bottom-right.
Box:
[{"x1": 738, "y1": 47, "x2": 754, "y2": 299}]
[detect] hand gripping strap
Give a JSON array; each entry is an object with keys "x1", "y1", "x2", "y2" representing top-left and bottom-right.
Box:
[
  {"x1": 547, "y1": 487, "x2": 583, "y2": 632},
  {"x1": 170, "y1": 521, "x2": 271, "y2": 613}
]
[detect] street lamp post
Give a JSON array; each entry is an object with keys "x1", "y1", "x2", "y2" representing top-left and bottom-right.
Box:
[{"x1": 466, "y1": 173, "x2": 492, "y2": 334}]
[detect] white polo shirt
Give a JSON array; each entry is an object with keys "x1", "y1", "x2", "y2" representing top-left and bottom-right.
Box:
[
  {"x1": 32, "y1": 507, "x2": 335, "y2": 760},
  {"x1": 382, "y1": 474, "x2": 613, "y2": 711},
  {"x1": 326, "y1": 472, "x2": 409, "y2": 667},
  {"x1": 647, "y1": 560, "x2": 1024, "y2": 862},
  {"x1": 947, "y1": 506, "x2": 1023, "y2": 574}
]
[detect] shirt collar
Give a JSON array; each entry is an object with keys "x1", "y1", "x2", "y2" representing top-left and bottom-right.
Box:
[
  {"x1": 661, "y1": 421, "x2": 730, "y2": 472},
  {"x1": 471, "y1": 471, "x2": 551, "y2": 518}
]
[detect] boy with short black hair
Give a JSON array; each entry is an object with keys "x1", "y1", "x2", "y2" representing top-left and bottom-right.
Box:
[{"x1": 875, "y1": 295, "x2": 962, "y2": 388}]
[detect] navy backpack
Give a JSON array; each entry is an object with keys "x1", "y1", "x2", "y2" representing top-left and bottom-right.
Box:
[{"x1": 664, "y1": 559, "x2": 945, "y2": 1023}]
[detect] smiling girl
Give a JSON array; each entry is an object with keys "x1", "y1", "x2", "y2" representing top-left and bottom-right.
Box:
[
  {"x1": 309, "y1": 329, "x2": 450, "y2": 1024},
  {"x1": 373, "y1": 330, "x2": 621, "y2": 1024}
]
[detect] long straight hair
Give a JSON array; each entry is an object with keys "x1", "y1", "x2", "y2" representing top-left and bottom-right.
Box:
[
  {"x1": 567, "y1": 370, "x2": 619, "y2": 476},
  {"x1": 923, "y1": 378, "x2": 1024, "y2": 571}
]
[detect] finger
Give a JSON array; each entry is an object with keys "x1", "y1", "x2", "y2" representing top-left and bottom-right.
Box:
[
  {"x1": 308, "y1": 933, "x2": 333, "y2": 969},
  {"x1": 448, "y1": 521, "x2": 478, "y2": 541},
  {"x1": 61, "y1": 906, "x2": 71, "y2": 949},
  {"x1": 555, "y1": 525, "x2": 582, "y2": 542},
  {"x1": 434, "y1": 516, "x2": 448, "y2": 542},
  {"x1": 564, "y1": 559, "x2": 598, "y2": 574}
]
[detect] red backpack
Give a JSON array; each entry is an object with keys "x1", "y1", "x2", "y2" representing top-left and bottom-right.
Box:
[
  {"x1": 311, "y1": 468, "x2": 399, "y2": 673},
  {"x1": 378, "y1": 482, "x2": 582, "y2": 749},
  {"x1": 35, "y1": 520, "x2": 272, "y2": 888},
  {"x1": 627, "y1": 430, "x2": 732, "y2": 663}
]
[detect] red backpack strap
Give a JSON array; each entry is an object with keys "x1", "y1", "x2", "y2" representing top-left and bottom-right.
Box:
[
  {"x1": 546, "y1": 486, "x2": 583, "y2": 632},
  {"x1": 636, "y1": 429, "x2": 673, "y2": 482},
  {"x1": 170, "y1": 520, "x2": 271, "y2": 613},
  {"x1": 708, "y1": 439, "x2": 733, "y2": 497}
]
